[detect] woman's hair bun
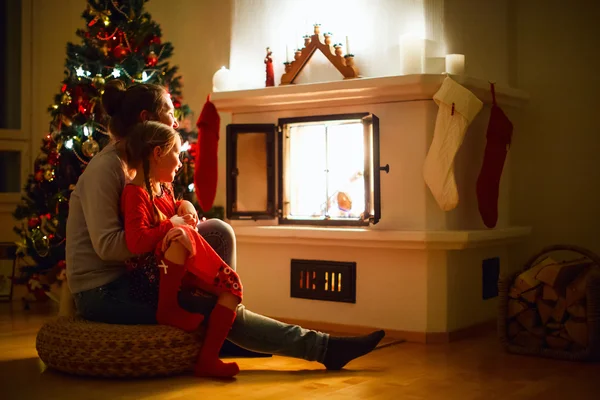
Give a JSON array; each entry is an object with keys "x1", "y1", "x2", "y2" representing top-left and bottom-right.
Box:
[{"x1": 102, "y1": 80, "x2": 127, "y2": 117}]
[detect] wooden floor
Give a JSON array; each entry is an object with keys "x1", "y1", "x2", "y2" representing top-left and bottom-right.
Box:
[{"x1": 1, "y1": 302, "x2": 599, "y2": 400}]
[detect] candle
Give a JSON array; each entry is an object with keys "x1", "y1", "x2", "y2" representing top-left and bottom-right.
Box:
[
  {"x1": 399, "y1": 34, "x2": 425, "y2": 74},
  {"x1": 286, "y1": 45, "x2": 289, "y2": 62},
  {"x1": 346, "y1": 36, "x2": 350, "y2": 55},
  {"x1": 212, "y1": 66, "x2": 232, "y2": 92},
  {"x1": 445, "y1": 54, "x2": 465, "y2": 75}
]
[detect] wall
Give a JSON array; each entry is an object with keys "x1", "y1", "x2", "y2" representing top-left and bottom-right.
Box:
[
  {"x1": 509, "y1": 0, "x2": 600, "y2": 262},
  {"x1": 0, "y1": 0, "x2": 232, "y2": 243}
]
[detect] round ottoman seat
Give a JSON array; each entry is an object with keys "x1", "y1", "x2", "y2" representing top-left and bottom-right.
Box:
[{"x1": 36, "y1": 317, "x2": 203, "y2": 378}]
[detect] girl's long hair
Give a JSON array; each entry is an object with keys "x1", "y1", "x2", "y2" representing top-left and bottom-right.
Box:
[{"x1": 125, "y1": 121, "x2": 179, "y2": 224}]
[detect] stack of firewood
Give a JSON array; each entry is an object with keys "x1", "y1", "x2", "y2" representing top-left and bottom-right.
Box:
[{"x1": 507, "y1": 256, "x2": 599, "y2": 351}]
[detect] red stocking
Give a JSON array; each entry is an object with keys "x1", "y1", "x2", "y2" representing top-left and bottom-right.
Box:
[
  {"x1": 194, "y1": 304, "x2": 240, "y2": 378},
  {"x1": 476, "y1": 83, "x2": 513, "y2": 228},
  {"x1": 195, "y1": 96, "x2": 220, "y2": 212},
  {"x1": 155, "y1": 254, "x2": 204, "y2": 332}
]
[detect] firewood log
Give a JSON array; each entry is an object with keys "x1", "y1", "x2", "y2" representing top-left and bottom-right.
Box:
[
  {"x1": 565, "y1": 267, "x2": 595, "y2": 307},
  {"x1": 546, "y1": 335, "x2": 571, "y2": 350},
  {"x1": 536, "y1": 299, "x2": 554, "y2": 325},
  {"x1": 565, "y1": 318, "x2": 588, "y2": 347},
  {"x1": 558, "y1": 328, "x2": 571, "y2": 341},
  {"x1": 509, "y1": 286, "x2": 521, "y2": 299},
  {"x1": 513, "y1": 257, "x2": 555, "y2": 294},
  {"x1": 517, "y1": 308, "x2": 539, "y2": 331},
  {"x1": 508, "y1": 299, "x2": 528, "y2": 318},
  {"x1": 535, "y1": 257, "x2": 592, "y2": 294},
  {"x1": 567, "y1": 303, "x2": 587, "y2": 319},
  {"x1": 521, "y1": 286, "x2": 542, "y2": 303},
  {"x1": 551, "y1": 297, "x2": 567, "y2": 323},
  {"x1": 508, "y1": 320, "x2": 522, "y2": 339},
  {"x1": 512, "y1": 330, "x2": 544, "y2": 349},
  {"x1": 546, "y1": 322, "x2": 562, "y2": 331},
  {"x1": 542, "y1": 285, "x2": 559, "y2": 302}
]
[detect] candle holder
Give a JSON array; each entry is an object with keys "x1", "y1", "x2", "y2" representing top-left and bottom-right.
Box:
[
  {"x1": 280, "y1": 24, "x2": 360, "y2": 85},
  {"x1": 344, "y1": 54, "x2": 355, "y2": 67}
]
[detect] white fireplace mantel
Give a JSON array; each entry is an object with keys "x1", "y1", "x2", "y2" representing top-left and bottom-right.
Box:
[
  {"x1": 211, "y1": 74, "x2": 529, "y2": 114},
  {"x1": 214, "y1": 72, "x2": 531, "y2": 339},
  {"x1": 233, "y1": 225, "x2": 532, "y2": 250}
]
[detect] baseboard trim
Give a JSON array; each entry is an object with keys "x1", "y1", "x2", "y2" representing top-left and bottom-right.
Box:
[{"x1": 272, "y1": 317, "x2": 497, "y2": 344}]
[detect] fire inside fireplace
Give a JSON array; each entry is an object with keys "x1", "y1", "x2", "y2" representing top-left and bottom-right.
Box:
[
  {"x1": 283, "y1": 119, "x2": 366, "y2": 221},
  {"x1": 225, "y1": 112, "x2": 383, "y2": 226}
]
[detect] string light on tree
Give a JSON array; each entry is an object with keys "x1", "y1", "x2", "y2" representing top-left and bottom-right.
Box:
[{"x1": 12, "y1": 0, "x2": 198, "y2": 291}]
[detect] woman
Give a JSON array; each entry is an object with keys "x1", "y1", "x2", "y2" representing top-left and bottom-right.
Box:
[{"x1": 65, "y1": 80, "x2": 384, "y2": 371}]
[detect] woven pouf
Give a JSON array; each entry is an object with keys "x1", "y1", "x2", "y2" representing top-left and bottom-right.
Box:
[{"x1": 36, "y1": 317, "x2": 203, "y2": 378}]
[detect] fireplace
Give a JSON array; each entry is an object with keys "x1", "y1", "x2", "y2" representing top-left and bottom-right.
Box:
[
  {"x1": 211, "y1": 74, "x2": 530, "y2": 342},
  {"x1": 226, "y1": 112, "x2": 382, "y2": 226}
]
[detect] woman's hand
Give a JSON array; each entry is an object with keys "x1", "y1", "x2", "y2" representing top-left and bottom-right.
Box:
[
  {"x1": 170, "y1": 214, "x2": 196, "y2": 227},
  {"x1": 177, "y1": 200, "x2": 198, "y2": 226}
]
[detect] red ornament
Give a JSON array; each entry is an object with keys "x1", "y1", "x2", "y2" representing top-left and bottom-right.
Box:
[
  {"x1": 28, "y1": 216, "x2": 41, "y2": 228},
  {"x1": 188, "y1": 142, "x2": 198, "y2": 159},
  {"x1": 57, "y1": 260, "x2": 67, "y2": 269},
  {"x1": 149, "y1": 36, "x2": 161, "y2": 45},
  {"x1": 47, "y1": 152, "x2": 59, "y2": 165},
  {"x1": 35, "y1": 170, "x2": 44, "y2": 182},
  {"x1": 146, "y1": 51, "x2": 158, "y2": 67},
  {"x1": 112, "y1": 44, "x2": 128, "y2": 59},
  {"x1": 61, "y1": 84, "x2": 67, "y2": 93}
]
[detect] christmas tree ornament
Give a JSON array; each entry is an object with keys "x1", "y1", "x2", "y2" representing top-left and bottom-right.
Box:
[
  {"x1": 47, "y1": 152, "x2": 59, "y2": 165},
  {"x1": 92, "y1": 74, "x2": 105, "y2": 88},
  {"x1": 423, "y1": 76, "x2": 483, "y2": 211},
  {"x1": 82, "y1": 137, "x2": 100, "y2": 157},
  {"x1": 61, "y1": 92, "x2": 72, "y2": 105},
  {"x1": 476, "y1": 82, "x2": 513, "y2": 228},
  {"x1": 28, "y1": 216, "x2": 41, "y2": 229},
  {"x1": 100, "y1": 43, "x2": 109, "y2": 56},
  {"x1": 112, "y1": 43, "x2": 128, "y2": 59},
  {"x1": 146, "y1": 51, "x2": 158, "y2": 67},
  {"x1": 13, "y1": 0, "x2": 195, "y2": 287},
  {"x1": 44, "y1": 169, "x2": 55, "y2": 181}
]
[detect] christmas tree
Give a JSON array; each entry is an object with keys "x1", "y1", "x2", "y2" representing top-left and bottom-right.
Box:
[{"x1": 12, "y1": 0, "x2": 215, "y2": 291}]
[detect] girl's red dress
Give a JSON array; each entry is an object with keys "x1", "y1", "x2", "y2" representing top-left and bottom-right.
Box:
[{"x1": 120, "y1": 184, "x2": 242, "y2": 307}]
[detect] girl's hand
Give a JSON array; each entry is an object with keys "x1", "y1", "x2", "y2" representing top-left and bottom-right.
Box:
[
  {"x1": 170, "y1": 214, "x2": 196, "y2": 227},
  {"x1": 177, "y1": 200, "x2": 199, "y2": 225}
]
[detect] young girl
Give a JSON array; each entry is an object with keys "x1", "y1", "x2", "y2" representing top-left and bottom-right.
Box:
[{"x1": 121, "y1": 120, "x2": 243, "y2": 378}]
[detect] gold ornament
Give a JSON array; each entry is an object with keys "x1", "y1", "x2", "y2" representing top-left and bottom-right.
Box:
[
  {"x1": 100, "y1": 44, "x2": 109, "y2": 57},
  {"x1": 60, "y1": 114, "x2": 73, "y2": 126},
  {"x1": 82, "y1": 138, "x2": 100, "y2": 157},
  {"x1": 92, "y1": 74, "x2": 105, "y2": 88},
  {"x1": 61, "y1": 92, "x2": 72, "y2": 105},
  {"x1": 44, "y1": 169, "x2": 55, "y2": 181},
  {"x1": 31, "y1": 229, "x2": 50, "y2": 257}
]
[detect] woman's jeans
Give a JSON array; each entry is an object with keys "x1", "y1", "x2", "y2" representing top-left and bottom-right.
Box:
[{"x1": 73, "y1": 219, "x2": 328, "y2": 363}]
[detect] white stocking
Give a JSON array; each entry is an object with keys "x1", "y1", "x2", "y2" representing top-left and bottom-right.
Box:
[{"x1": 423, "y1": 77, "x2": 483, "y2": 211}]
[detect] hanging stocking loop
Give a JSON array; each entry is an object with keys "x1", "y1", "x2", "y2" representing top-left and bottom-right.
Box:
[{"x1": 489, "y1": 81, "x2": 497, "y2": 106}]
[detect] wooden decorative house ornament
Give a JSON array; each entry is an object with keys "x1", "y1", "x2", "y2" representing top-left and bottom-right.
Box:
[{"x1": 281, "y1": 24, "x2": 359, "y2": 85}]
